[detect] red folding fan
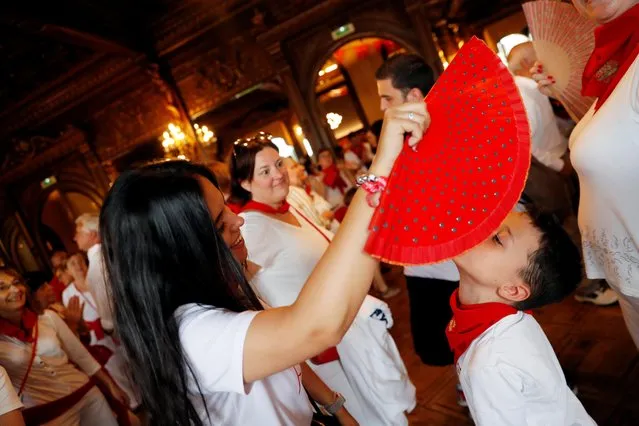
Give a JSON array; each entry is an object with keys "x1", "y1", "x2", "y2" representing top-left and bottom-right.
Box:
[
  {"x1": 523, "y1": 0, "x2": 597, "y2": 120},
  {"x1": 365, "y1": 37, "x2": 530, "y2": 265}
]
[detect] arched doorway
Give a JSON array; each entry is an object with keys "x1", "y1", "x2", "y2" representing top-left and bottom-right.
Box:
[
  {"x1": 314, "y1": 37, "x2": 409, "y2": 143},
  {"x1": 39, "y1": 188, "x2": 101, "y2": 256}
]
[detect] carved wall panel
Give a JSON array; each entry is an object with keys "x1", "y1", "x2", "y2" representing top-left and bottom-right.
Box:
[
  {"x1": 171, "y1": 38, "x2": 275, "y2": 118},
  {"x1": 92, "y1": 82, "x2": 176, "y2": 161},
  {"x1": 0, "y1": 126, "x2": 85, "y2": 184}
]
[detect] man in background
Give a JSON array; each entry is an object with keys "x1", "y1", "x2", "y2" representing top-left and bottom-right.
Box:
[{"x1": 375, "y1": 54, "x2": 462, "y2": 369}]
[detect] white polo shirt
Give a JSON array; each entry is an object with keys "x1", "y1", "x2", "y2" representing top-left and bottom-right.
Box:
[
  {"x1": 458, "y1": 312, "x2": 595, "y2": 426},
  {"x1": 515, "y1": 76, "x2": 568, "y2": 172},
  {"x1": 86, "y1": 243, "x2": 114, "y2": 332},
  {"x1": 0, "y1": 366, "x2": 22, "y2": 416},
  {"x1": 175, "y1": 305, "x2": 313, "y2": 425}
]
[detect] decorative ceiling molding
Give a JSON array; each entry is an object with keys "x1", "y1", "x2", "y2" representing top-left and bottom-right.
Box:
[{"x1": 0, "y1": 126, "x2": 85, "y2": 184}]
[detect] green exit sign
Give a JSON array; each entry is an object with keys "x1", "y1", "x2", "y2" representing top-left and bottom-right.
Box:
[{"x1": 331, "y1": 23, "x2": 355, "y2": 40}]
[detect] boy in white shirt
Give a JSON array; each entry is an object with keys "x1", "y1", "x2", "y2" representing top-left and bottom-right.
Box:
[{"x1": 447, "y1": 209, "x2": 595, "y2": 425}]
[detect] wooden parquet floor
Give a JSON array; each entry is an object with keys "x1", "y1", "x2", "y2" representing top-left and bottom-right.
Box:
[{"x1": 383, "y1": 269, "x2": 639, "y2": 425}]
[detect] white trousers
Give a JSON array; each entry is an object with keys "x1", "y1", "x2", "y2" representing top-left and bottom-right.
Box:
[{"x1": 43, "y1": 387, "x2": 117, "y2": 426}]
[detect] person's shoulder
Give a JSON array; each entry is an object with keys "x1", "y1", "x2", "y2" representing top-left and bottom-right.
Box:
[
  {"x1": 467, "y1": 313, "x2": 549, "y2": 367},
  {"x1": 175, "y1": 304, "x2": 257, "y2": 330},
  {"x1": 175, "y1": 305, "x2": 258, "y2": 349},
  {"x1": 61, "y1": 283, "x2": 78, "y2": 301}
]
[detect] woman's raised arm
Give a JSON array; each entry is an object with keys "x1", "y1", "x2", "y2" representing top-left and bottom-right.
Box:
[{"x1": 242, "y1": 102, "x2": 429, "y2": 383}]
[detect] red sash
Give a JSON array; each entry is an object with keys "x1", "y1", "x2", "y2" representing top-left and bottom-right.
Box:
[{"x1": 22, "y1": 380, "x2": 95, "y2": 425}]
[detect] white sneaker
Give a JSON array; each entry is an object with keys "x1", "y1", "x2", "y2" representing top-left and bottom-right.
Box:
[{"x1": 574, "y1": 280, "x2": 618, "y2": 306}]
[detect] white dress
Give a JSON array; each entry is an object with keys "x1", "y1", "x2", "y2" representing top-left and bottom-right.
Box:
[
  {"x1": 241, "y1": 208, "x2": 414, "y2": 425},
  {"x1": 175, "y1": 305, "x2": 313, "y2": 425},
  {"x1": 570, "y1": 55, "x2": 639, "y2": 345}
]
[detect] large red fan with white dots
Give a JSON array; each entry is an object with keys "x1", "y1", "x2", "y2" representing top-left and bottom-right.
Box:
[{"x1": 365, "y1": 37, "x2": 530, "y2": 265}]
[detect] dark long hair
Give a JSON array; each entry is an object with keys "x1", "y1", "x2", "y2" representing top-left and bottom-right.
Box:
[
  {"x1": 100, "y1": 160, "x2": 261, "y2": 426},
  {"x1": 228, "y1": 133, "x2": 279, "y2": 206}
]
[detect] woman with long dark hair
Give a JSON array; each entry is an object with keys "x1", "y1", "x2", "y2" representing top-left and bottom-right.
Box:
[{"x1": 99, "y1": 102, "x2": 427, "y2": 425}]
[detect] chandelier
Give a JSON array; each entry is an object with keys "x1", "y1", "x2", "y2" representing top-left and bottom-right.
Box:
[
  {"x1": 326, "y1": 112, "x2": 343, "y2": 130},
  {"x1": 160, "y1": 122, "x2": 217, "y2": 159}
]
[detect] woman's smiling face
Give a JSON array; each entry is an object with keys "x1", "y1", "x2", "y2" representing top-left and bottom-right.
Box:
[{"x1": 0, "y1": 270, "x2": 27, "y2": 315}]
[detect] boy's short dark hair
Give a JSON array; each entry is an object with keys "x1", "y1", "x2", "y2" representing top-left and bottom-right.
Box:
[
  {"x1": 516, "y1": 209, "x2": 582, "y2": 311},
  {"x1": 375, "y1": 54, "x2": 435, "y2": 98}
]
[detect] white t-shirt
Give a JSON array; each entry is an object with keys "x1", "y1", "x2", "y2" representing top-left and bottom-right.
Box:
[
  {"x1": 175, "y1": 305, "x2": 313, "y2": 425},
  {"x1": 458, "y1": 312, "x2": 594, "y2": 426},
  {"x1": 338, "y1": 296, "x2": 415, "y2": 426},
  {"x1": 569, "y1": 55, "x2": 639, "y2": 297},
  {"x1": 0, "y1": 366, "x2": 22, "y2": 416},
  {"x1": 0, "y1": 310, "x2": 100, "y2": 408},
  {"x1": 86, "y1": 244, "x2": 114, "y2": 331},
  {"x1": 515, "y1": 75, "x2": 568, "y2": 172},
  {"x1": 240, "y1": 209, "x2": 332, "y2": 307}
]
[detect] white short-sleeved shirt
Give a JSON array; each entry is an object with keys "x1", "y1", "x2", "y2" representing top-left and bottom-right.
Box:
[
  {"x1": 86, "y1": 244, "x2": 114, "y2": 331},
  {"x1": 0, "y1": 366, "x2": 22, "y2": 416},
  {"x1": 0, "y1": 310, "x2": 100, "y2": 409},
  {"x1": 175, "y1": 305, "x2": 312, "y2": 425},
  {"x1": 570, "y1": 55, "x2": 639, "y2": 297},
  {"x1": 458, "y1": 312, "x2": 595, "y2": 426},
  {"x1": 515, "y1": 76, "x2": 568, "y2": 172},
  {"x1": 240, "y1": 209, "x2": 332, "y2": 307}
]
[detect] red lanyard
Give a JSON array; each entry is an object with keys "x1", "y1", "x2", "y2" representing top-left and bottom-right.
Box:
[
  {"x1": 291, "y1": 207, "x2": 331, "y2": 244},
  {"x1": 76, "y1": 286, "x2": 98, "y2": 313},
  {"x1": 18, "y1": 320, "x2": 38, "y2": 397}
]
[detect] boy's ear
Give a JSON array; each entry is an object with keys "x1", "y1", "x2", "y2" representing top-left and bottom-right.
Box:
[
  {"x1": 497, "y1": 281, "x2": 531, "y2": 305},
  {"x1": 240, "y1": 180, "x2": 251, "y2": 193}
]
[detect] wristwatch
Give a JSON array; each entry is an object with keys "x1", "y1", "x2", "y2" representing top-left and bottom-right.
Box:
[{"x1": 323, "y1": 392, "x2": 346, "y2": 415}]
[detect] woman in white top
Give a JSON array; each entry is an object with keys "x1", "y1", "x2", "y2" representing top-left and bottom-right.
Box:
[
  {"x1": 533, "y1": 0, "x2": 639, "y2": 347},
  {"x1": 99, "y1": 102, "x2": 428, "y2": 426},
  {"x1": 230, "y1": 137, "x2": 415, "y2": 424},
  {"x1": 0, "y1": 366, "x2": 24, "y2": 426},
  {"x1": 0, "y1": 268, "x2": 125, "y2": 425}
]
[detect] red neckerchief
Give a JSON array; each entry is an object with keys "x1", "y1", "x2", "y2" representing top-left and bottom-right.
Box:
[
  {"x1": 49, "y1": 276, "x2": 66, "y2": 303},
  {"x1": 445, "y1": 290, "x2": 519, "y2": 364},
  {"x1": 322, "y1": 164, "x2": 348, "y2": 193},
  {"x1": 227, "y1": 202, "x2": 243, "y2": 214},
  {"x1": 582, "y1": 3, "x2": 639, "y2": 111},
  {"x1": 304, "y1": 183, "x2": 312, "y2": 195},
  {"x1": 241, "y1": 200, "x2": 290, "y2": 214},
  {"x1": 0, "y1": 309, "x2": 38, "y2": 343}
]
